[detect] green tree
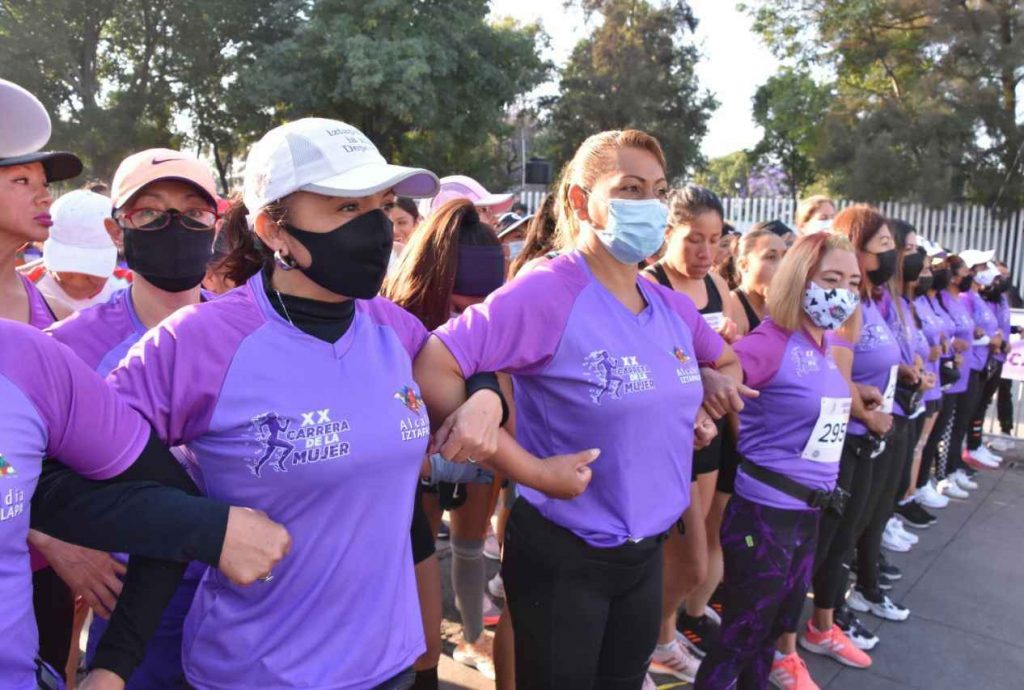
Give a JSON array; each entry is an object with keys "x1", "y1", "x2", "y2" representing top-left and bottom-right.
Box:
[
  {"x1": 750, "y1": 70, "x2": 829, "y2": 201},
  {"x1": 542, "y1": 0, "x2": 717, "y2": 179},
  {"x1": 694, "y1": 151, "x2": 754, "y2": 197},
  {"x1": 243, "y1": 1, "x2": 550, "y2": 190}
]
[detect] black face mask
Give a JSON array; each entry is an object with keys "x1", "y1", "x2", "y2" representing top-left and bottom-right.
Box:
[
  {"x1": 914, "y1": 275, "x2": 933, "y2": 297},
  {"x1": 982, "y1": 278, "x2": 1009, "y2": 302},
  {"x1": 932, "y1": 268, "x2": 951, "y2": 291},
  {"x1": 867, "y1": 248, "x2": 898, "y2": 285},
  {"x1": 902, "y1": 251, "x2": 925, "y2": 283},
  {"x1": 957, "y1": 274, "x2": 974, "y2": 292},
  {"x1": 284, "y1": 209, "x2": 393, "y2": 299},
  {"x1": 122, "y1": 220, "x2": 214, "y2": 293}
]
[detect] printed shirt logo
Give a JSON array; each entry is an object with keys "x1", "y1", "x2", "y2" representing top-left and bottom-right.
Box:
[
  {"x1": 0, "y1": 453, "x2": 15, "y2": 478},
  {"x1": 247, "y1": 409, "x2": 351, "y2": 478},
  {"x1": 791, "y1": 346, "x2": 822, "y2": 377},
  {"x1": 583, "y1": 349, "x2": 655, "y2": 404},
  {"x1": 396, "y1": 384, "x2": 430, "y2": 442},
  {"x1": 672, "y1": 347, "x2": 690, "y2": 364},
  {"x1": 855, "y1": 323, "x2": 893, "y2": 352},
  {"x1": 673, "y1": 346, "x2": 701, "y2": 385},
  {"x1": 1, "y1": 453, "x2": 25, "y2": 523}
]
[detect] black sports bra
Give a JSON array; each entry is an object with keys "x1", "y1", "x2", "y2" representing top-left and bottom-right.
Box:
[
  {"x1": 645, "y1": 263, "x2": 723, "y2": 315},
  {"x1": 734, "y1": 290, "x2": 761, "y2": 330}
]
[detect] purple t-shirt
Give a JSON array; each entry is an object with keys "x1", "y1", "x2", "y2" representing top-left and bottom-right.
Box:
[
  {"x1": 914, "y1": 295, "x2": 945, "y2": 403},
  {"x1": 108, "y1": 276, "x2": 429, "y2": 690},
  {"x1": 881, "y1": 294, "x2": 929, "y2": 416},
  {"x1": 20, "y1": 273, "x2": 55, "y2": 329},
  {"x1": 936, "y1": 292, "x2": 974, "y2": 394},
  {"x1": 434, "y1": 251, "x2": 724, "y2": 547},
  {"x1": 733, "y1": 321, "x2": 850, "y2": 510},
  {"x1": 961, "y1": 291, "x2": 999, "y2": 371},
  {"x1": 847, "y1": 298, "x2": 901, "y2": 436},
  {"x1": 993, "y1": 294, "x2": 1011, "y2": 363},
  {"x1": 47, "y1": 288, "x2": 147, "y2": 376},
  {"x1": 0, "y1": 321, "x2": 147, "y2": 690}
]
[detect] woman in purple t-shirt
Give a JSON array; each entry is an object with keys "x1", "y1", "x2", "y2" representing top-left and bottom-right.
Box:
[
  {"x1": 417, "y1": 129, "x2": 750, "y2": 689},
  {"x1": 695, "y1": 231, "x2": 862, "y2": 690}
]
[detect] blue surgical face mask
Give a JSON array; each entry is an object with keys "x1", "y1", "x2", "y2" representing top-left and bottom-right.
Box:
[{"x1": 591, "y1": 198, "x2": 669, "y2": 264}]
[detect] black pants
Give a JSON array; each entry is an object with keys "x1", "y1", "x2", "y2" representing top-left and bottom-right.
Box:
[
  {"x1": 997, "y1": 376, "x2": 1014, "y2": 434},
  {"x1": 32, "y1": 567, "x2": 74, "y2": 682},
  {"x1": 855, "y1": 417, "x2": 910, "y2": 592},
  {"x1": 811, "y1": 435, "x2": 873, "y2": 611},
  {"x1": 948, "y1": 370, "x2": 984, "y2": 467},
  {"x1": 969, "y1": 362, "x2": 1002, "y2": 450},
  {"x1": 919, "y1": 395, "x2": 957, "y2": 488},
  {"x1": 503, "y1": 499, "x2": 663, "y2": 690}
]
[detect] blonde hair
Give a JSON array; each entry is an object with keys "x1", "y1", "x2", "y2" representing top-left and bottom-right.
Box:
[
  {"x1": 768, "y1": 232, "x2": 862, "y2": 340},
  {"x1": 555, "y1": 129, "x2": 667, "y2": 250},
  {"x1": 795, "y1": 195, "x2": 835, "y2": 230}
]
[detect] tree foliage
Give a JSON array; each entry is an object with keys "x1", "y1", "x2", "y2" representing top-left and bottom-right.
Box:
[{"x1": 543, "y1": 0, "x2": 717, "y2": 180}]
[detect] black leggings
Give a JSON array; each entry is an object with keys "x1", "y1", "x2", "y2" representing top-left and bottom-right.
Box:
[
  {"x1": 947, "y1": 370, "x2": 984, "y2": 469},
  {"x1": 919, "y1": 395, "x2": 957, "y2": 488},
  {"x1": 810, "y1": 435, "x2": 873, "y2": 612},
  {"x1": 855, "y1": 417, "x2": 910, "y2": 592},
  {"x1": 969, "y1": 363, "x2": 1002, "y2": 450},
  {"x1": 997, "y1": 376, "x2": 1014, "y2": 434},
  {"x1": 502, "y1": 499, "x2": 663, "y2": 690},
  {"x1": 32, "y1": 567, "x2": 74, "y2": 681}
]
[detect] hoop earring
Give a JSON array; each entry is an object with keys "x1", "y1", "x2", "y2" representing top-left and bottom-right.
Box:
[{"x1": 274, "y1": 249, "x2": 299, "y2": 271}]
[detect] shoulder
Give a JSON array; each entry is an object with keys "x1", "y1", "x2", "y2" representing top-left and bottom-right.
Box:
[
  {"x1": 142, "y1": 283, "x2": 264, "y2": 356},
  {"x1": 646, "y1": 280, "x2": 700, "y2": 320},
  {"x1": 358, "y1": 295, "x2": 429, "y2": 357},
  {"x1": 708, "y1": 271, "x2": 731, "y2": 299},
  {"x1": 492, "y1": 252, "x2": 590, "y2": 314},
  {"x1": 735, "y1": 320, "x2": 791, "y2": 358},
  {"x1": 47, "y1": 292, "x2": 136, "y2": 368}
]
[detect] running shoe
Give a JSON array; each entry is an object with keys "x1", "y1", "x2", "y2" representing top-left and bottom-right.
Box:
[
  {"x1": 878, "y1": 573, "x2": 894, "y2": 591},
  {"x1": 798, "y1": 621, "x2": 872, "y2": 668},
  {"x1": 978, "y1": 446, "x2": 1003, "y2": 464},
  {"x1": 951, "y1": 469, "x2": 979, "y2": 491},
  {"x1": 847, "y1": 587, "x2": 910, "y2": 622},
  {"x1": 650, "y1": 640, "x2": 701, "y2": 682},
  {"x1": 889, "y1": 517, "x2": 919, "y2": 545},
  {"x1": 642, "y1": 673, "x2": 658, "y2": 690},
  {"x1": 990, "y1": 438, "x2": 1014, "y2": 452},
  {"x1": 896, "y1": 500, "x2": 935, "y2": 528},
  {"x1": 882, "y1": 522, "x2": 912, "y2": 553},
  {"x1": 437, "y1": 520, "x2": 450, "y2": 540},
  {"x1": 963, "y1": 449, "x2": 999, "y2": 470},
  {"x1": 878, "y1": 555, "x2": 903, "y2": 581},
  {"x1": 677, "y1": 612, "x2": 719, "y2": 658},
  {"x1": 769, "y1": 652, "x2": 820, "y2": 690},
  {"x1": 453, "y1": 632, "x2": 496, "y2": 680},
  {"x1": 939, "y1": 478, "x2": 970, "y2": 499},
  {"x1": 482, "y1": 594, "x2": 501, "y2": 627},
  {"x1": 915, "y1": 481, "x2": 949, "y2": 509},
  {"x1": 705, "y1": 604, "x2": 722, "y2": 626},
  {"x1": 483, "y1": 529, "x2": 501, "y2": 561},
  {"x1": 707, "y1": 584, "x2": 725, "y2": 624},
  {"x1": 487, "y1": 572, "x2": 505, "y2": 600},
  {"x1": 835, "y1": 606, "x2": 879, "y2": 651}
]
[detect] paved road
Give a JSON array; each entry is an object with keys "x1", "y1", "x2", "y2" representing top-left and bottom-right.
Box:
[{"x1": 437, "y1": 441, "x2": 1024, "y2": 689}]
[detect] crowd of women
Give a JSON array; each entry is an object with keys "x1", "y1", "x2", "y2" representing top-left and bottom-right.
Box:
[{"x1": 1, "y1": 76, "x2": 1018, "y2": 690}]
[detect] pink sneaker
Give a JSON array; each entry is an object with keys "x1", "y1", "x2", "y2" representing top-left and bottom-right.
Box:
[
  {"x1": 799, "y1": 621, "x2": 872, "y2": 668},
  {"x1": 769, "y1": 652, "x2": 819, "y2": 689}
]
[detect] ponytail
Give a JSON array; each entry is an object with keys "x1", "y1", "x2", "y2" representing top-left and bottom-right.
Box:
[{"x1": 218, "y1": 199, "x2": 286, "y2": 286}]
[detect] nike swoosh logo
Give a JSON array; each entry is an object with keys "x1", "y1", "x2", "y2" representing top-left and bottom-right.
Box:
[{"x1": 151, "y1": 158, "x2": 182, "y2": 165}]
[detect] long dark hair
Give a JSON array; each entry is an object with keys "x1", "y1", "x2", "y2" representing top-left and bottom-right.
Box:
[
  {"x1": 383, "y1": 198, "x2": 500, "y2": 330},
  {"x1": 217, "y1": 197, "x2": 289, "y2": 286},
  {"x1": 833, "y1": 203, "x2": 888, "y2": 299},
  {"x1": 509, "y1": 192, "x2": 558, "y2": 278}
]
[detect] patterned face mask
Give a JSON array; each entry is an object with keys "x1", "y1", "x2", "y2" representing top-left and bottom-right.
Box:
[{"x1": 802, "y1": 281, "x2": 860, "y2": 330}]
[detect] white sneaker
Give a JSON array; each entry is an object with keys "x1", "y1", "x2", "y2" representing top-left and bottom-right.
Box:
[
  {"x1": 916, "y1": 482, "x2": 950, "y2": 509},
  {"x1": 951, "y1": 469, "x2": 979, "y2": 491},
  {"x1": 484, "y1": 530, "x2": 501, "y2": 560},
  {"x1": 649, "y1": 640, "x2": 701, "y2": 682},
  {"x1": 847, "y1": 588, "x2": 910, "y2": 621},
  {"x1": 977, "y1": 446, "x2": 1003, "y2": 464},
  {"x1": 889, "y1": 517, "x2": 919, "y2": 545},
  {"x1": 989, "y1": 438, "x2": 1014, "y2": 452},
  {"x1": 940, "y1": 478, "x2": 970, "y2": 499},
  {"x1": 882, "y1": 523, "x2": 912, "y2": 552},
  {"x1": 642, "y1": 673, "x2": 658, "y2": 690},
  {"x1": 487, "y1": 572, "x2": 505, "y2": 600},
  {"x1": 453, "y1": 632, "x2": 496, "y2": 680},
  {"x1": 965, "y1": 449, "x2": 999, "y2": 469}
]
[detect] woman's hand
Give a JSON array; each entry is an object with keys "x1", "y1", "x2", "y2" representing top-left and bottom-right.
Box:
[
  {"x1": 952, "y1": 338, "x2": 969, "y2": 353},
  {"x1": 865, "y1": 411, "x2": 894, "y2": 438},
  {"x1": 855, "y1": 384, "x2": 883, "y2": 411},
  {"x1": 700, "y1": 367, "x2": 759, "y2": 419},
  {"x1": 921, "y1": 371, "x2": 937, "y2": 392},
  {"x1": 928, "y1": 345, "x2": 942, "y2": 362},
  {"x1": 534, "y1": 449, "x2": 601, "y2": 499},
  {"x1": 431, "y1": 389, "x2": 503, "y2": 462},
  {"x1": 28, "y1": 531, "x2": 124, "y2": 618},
  {"x1": 717, "y1": 317, "x2": 739, "y2": 344},
  {"x1": 694, "y1": 408, "x2": 718, "y2": 451},
  {"x1": 78, "y1": 669, "x2": 126, "y2": 690}
]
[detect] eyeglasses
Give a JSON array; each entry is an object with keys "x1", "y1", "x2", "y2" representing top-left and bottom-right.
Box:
[{"x1": 120, "y1": 207, "x2": 220, "y2": 231}]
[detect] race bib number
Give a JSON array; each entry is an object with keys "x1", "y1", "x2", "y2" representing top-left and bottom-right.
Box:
[
  {"x1": 702, "y1": 311, "x2": 724, "y2": 330},
  {"x1": 801, "y1": 397, "x2": 852, "y2": 463},
  {"x1": 880, "y1": 365, "x2": 898, "y2": 414}
]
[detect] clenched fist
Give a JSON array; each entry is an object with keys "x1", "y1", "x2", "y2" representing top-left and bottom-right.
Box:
[{"x1": 218, "y1": 507, "x2": 291, "y2": 585}]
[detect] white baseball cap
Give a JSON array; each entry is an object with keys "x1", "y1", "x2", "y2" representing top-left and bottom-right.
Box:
[
  {"x1": 958, "y1": 249, "x2": 995, "y2": 269},
  {"x1": 242, "y1": 118, "x2": 439, "y2": 212},
  {"x1": 0, "y1": 78, "x2": 51, "y2": 157},
  {"x1": 43, "y1": 190, "x2": 117, "y2": 278},
  {"x1": 430, "y1": 175, "x2": 515, "y2": 214}
]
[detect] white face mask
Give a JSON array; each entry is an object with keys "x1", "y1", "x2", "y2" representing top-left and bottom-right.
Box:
[
  {"x1": 806, "y1": 218, "x2": 833, "y2": 234},
  {"x1": 975, "y1": 264, "x2": 1000, "y2": 287},
  {"x1": 507, "y1": 240, "x2": 525, "y2": 259},
  {"x1": 802, "y1": 281, "x2": 860, "y2": 330}
]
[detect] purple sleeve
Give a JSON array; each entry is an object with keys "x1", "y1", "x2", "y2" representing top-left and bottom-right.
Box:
[
  {"x1": 733, "y1": 323, "x2": 787, "y2": 389},
  {"x1": 109, "y1": 301, "x2": 254, "y2": 447},
  {"x1": 434, "y1": 261, "x2": 582, "y2": 378},
  {"x1": 654, "y1": 284, "x2": 725, "y2": 365},
  {"x1": 360, "y1": 296, "x2": 429, "y2": 359},
  {"x1": 10, "y1": 325, "x2": 148, "y2": 479}
]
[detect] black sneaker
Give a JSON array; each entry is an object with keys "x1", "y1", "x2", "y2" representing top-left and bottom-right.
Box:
[
  {"x1": 835, "y1": 605, "x2": 879, "y2": 651},
  {"x1": 896, "y1": 501, "x2": 935, "y2": 529},
  {"x1": 676, "y1": 612, "x2": 719, "y2": 658},
  {"x1": 878, "y1": 555, "x2": 903, "y2": 581},
  {"x1": 878, "y1": 573, "x2": 894, "y2": 591}
]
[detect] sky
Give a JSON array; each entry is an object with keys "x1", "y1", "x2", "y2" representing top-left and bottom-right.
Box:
[{"x1": 488, "y1": 0, "x2": 781, "y2": 160}]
